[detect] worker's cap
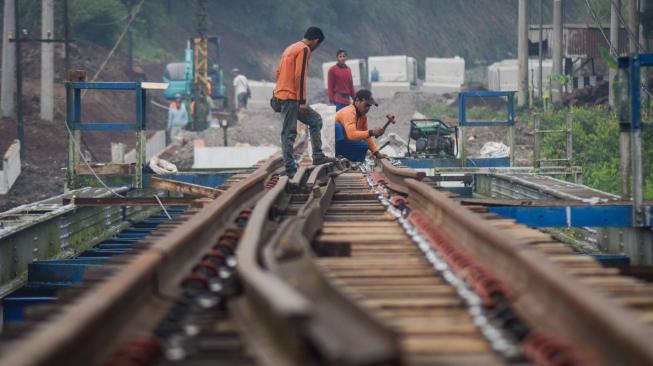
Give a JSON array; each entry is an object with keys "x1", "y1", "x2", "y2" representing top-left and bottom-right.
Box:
[
  {"x1": 355, "y1": 89, "x2": 378, "y2": 106},
  {"x1": 231, "y1": 68, "x2": 239, "y2": 74},
  {"x1": 175, "y1": 93, "x2": 182, "y2": 99}
]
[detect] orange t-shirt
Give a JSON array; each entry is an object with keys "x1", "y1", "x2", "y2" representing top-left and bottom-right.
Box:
[
  {"x1": 273, "y1": 41, "x2": 311, "y2": 104},
  {"x1": 335, "y1": 105, "x2": 379, "y2": 153}
]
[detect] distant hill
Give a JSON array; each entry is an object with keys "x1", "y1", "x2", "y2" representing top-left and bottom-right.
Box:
[{"x1": 7, "y1": 0, "x2": 591, "y2": 81}]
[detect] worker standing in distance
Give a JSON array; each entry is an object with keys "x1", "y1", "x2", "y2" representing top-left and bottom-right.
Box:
[
  {"x1": 272, "y1": 26, "x2": 335, "y2": 178},
  {"x1": 232, "y1": 68, "x2": 250, "y2": 112},
  {"x1": 167, "y1": 93, "x2": 188, "y2": 142},
  {"x1": 335, "y1": 89, "x2": 391, "y2": 162},
  {"x1": 328, "y1": 49, "x2": 355, "y2": 111}
]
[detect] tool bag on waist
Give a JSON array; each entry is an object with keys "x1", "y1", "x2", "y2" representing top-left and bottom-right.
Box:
[{"x1": 270, "y1": 92, "x2": 282, "y2": 113}]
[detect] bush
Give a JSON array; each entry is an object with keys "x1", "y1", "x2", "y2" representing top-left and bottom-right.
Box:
[
  {"x1": 531, "y1": 105, "x2": 653, "y2": 198},
  {"x1": 70, "y1": 0, "x2": 125, "y2": 48}
]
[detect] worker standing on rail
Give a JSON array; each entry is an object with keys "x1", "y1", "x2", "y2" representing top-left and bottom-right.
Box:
[
  {"x1": 328, "y1": 49, "x2": 356, "y2": 112},
  {"x1": 271, "y1": 26, "x2": 336, "y2": 178},
  {"x1": 335, "y1": 89, "x2": 390, "y2": 162},
  {"x1": 167, "y1": 93, "x2": 188, "y2": 142}
]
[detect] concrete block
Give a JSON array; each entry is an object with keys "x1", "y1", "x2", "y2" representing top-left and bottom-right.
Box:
[
  {"x1": 111, "y1": 143, "x2": 125, "y2": 163},
  {"x1": 425, "y1": 57, "x2": 465, "y2": 86},
  {"x1": 248, "y1": 80, "x2": 275, "y2": 107},
  {"x1": 0, "y1": 139, "x2": 21, "y2": 194},
  {"x1": 322, "y1": 59, "x2": 367, "y2": 88},
  {"x1": 487, "y1": 59, "x2": 552, "y2": 95},
  {"x1": 193, "y1": 146, "x2": 280, "y2": 169},
  {"x1": 124, "y1": 130, "x2": 167, "y2": 164},
  {"x1": 311, "y1": 103, "x2": 337, "y2": 157},
  {"x1": 370, "y1": 82, "x2": 411, "y2": 99},
  {"x1": 368, "y1": 56, "x2": 417, "y2": 84}
]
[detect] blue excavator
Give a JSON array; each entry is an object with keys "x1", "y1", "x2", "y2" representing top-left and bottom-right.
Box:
[{"x1": 162, "y1": 35, "x2": 227, "y2": 108}]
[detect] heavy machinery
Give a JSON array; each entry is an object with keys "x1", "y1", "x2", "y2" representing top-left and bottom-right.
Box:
[
  {"x1": 406, "y1": 119, "x2": 458, "y2": 158},
  {"x1": 162, "y1": 36, "x2": 226, "y2": 106},
  {"x1": 163, "y1": 0, "x2": 227, "y2": 132}
]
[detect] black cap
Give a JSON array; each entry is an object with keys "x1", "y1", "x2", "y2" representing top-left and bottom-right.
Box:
[{"x1": 355, "y1": 89, "x2": 378, "y2": 106}]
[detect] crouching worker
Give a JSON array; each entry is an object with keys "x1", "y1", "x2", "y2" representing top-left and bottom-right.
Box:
[{"x1": 335, "y1": 89, "x2": 391, "y2": 162}]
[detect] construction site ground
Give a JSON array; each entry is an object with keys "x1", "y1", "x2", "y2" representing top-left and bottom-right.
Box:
[{"x1": 0, "y1": 40, "x2": 535, "y2": 212}]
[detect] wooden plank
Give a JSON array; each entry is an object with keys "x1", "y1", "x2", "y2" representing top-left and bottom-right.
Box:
[
  {"x1": 400, "y1": 335, "x2": 490, "y2": 353},
  {"x1": 153, "y1": 177, "x2": 225, "y2": 199},
  {"x1": 75, "y1": 163, "x2": 133, "y2": 175},
  {"x1": 363, "y1": 297, "x2": 462, "y2": 309}
]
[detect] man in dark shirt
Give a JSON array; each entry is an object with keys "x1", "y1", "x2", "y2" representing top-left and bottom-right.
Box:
[{"x1": 328, "y1": 49, "x2": 356, "y2": 111}]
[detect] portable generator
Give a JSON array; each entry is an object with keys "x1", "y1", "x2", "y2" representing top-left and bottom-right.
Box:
[{"x1": 407, "y1": 119, "x2": 458, "y2": 158}]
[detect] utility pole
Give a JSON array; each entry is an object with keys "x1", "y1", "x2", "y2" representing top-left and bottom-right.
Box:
[
  {"x1": 552, "y1": 0, "x2": 563, "y2": 103},
  {"x1": 628, "y1": 0, "x2": 639, "y2": 53},
  {"x1": 1, "y1": 0, "x2": 16, "y2": 117},
  {"x1": 619, "y1": 0, "x2": 640, "y2": 199},
  {"x1": 64, "y1": 0, "x2": 70, "y2": 72},
  {"x1": 14, "y1": 0, "x2": 24, "y2": 156},
  {"x1": 41, "y1": 0, "x2": 54, "y2": 121},
  {"x1": 538, "y1": 0, "x2": 544, "y2": 101},
  {"x1": 10, "y1": 1, "x2": 73, "y2": 157},
  {"x1": 517, "y1": 0, "x2": 528, "y2": 107},
  {"x1": 610, "y1": 0, "x2": 621, "y2": 107}
]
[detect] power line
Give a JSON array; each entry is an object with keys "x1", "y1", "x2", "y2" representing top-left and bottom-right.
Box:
[
  {"x1": 82, "y1": 0, "x2": 145, "y2": 97},
  {"x1": 610, "y1": 0, "x2": 644, "y2": 53}
]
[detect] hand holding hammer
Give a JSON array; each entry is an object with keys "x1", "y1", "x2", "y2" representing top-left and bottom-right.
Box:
[{"x1": 381, "y1": 114, "x2": 396, "y2": 133}]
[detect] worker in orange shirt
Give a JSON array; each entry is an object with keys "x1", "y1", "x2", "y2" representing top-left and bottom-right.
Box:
[
  {"x1": 272, "y1": 26, "x2": 335, "y2": 177},
  {"x1": 335, "y1": 89, "x2": 391, "y2": 162}
]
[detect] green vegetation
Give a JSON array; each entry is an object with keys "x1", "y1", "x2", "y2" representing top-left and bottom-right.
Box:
[
  {"x1": 528, "y1": 106, "x2": 653, "y2": 199},
  {"x1": 423, "y1": 100, "x2": 653, "y2": 199}
]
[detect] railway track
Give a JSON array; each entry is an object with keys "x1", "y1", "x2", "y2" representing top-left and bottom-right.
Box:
[{"x1": 1, "y1": 153, "x2": 653, "y2": 365}]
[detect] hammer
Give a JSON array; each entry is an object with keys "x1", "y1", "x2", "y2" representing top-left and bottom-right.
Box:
[{"x1": 381, "y1": 114, "x2": 396, "y2": 132}]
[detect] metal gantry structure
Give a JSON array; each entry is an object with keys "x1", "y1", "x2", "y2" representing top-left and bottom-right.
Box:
[
  {"x1": 65, "y1": 82, "x2": 148, "y2": 189},
  {"x1": 618, "y1": 53, "x2": 653, "y2": 228}
]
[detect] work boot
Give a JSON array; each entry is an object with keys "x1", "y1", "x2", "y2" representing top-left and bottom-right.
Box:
[
  {"x1": 282, "y1": 169, "x2": 296, "y2": 179},
  {"x1": 312, "y1": 155, "x2": 337, "y2": 165}
]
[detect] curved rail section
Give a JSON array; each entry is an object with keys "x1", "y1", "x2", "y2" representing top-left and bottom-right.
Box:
[
  {"x1": 237, "y1": 161, "x2": 399, "y2": 365},
  {"x1": 375, "y1": 158, "x2": 653, "y2": 365}
]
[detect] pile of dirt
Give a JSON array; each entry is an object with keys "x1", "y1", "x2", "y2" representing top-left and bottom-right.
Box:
[
  {"x1": 0, "y1": 42, "x2": 170, "y2": 212},
  {"x1": 563, "y1": 80, "x2": 609, "y2": 107}
]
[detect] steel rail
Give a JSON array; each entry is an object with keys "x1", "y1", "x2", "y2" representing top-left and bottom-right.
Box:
[
  {"x1": 375, "y1": 159, "x2": 425, "y2": 193},
  {"x1": 237, "y1": 163, "x2": 399, "y2": 365},
  {"x1": 0, "y1": 153, "x2": 287, "y2": 366},
  {"x1": 376, "y1": 158, "x2": 653, "y2": 365}
]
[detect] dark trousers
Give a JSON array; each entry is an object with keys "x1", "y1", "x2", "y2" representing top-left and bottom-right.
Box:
[
  {"x1": 335, "y1": 123, "x2": 369, "y2": 162},
  {"x1": 280, "y1": 100, "x2": 324, "y2": 173}
]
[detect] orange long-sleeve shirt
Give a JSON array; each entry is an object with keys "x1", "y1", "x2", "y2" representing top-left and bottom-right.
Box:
[
  {"x1": 335, "y1": 105, "x2": 379, "y2": 153},
  {"x1": 274, "y1": 41, "x2": 311, "y2": 104}
]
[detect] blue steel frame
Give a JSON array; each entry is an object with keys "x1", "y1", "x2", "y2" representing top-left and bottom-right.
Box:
[
  {"x1": 618, "y1": 54, "x2": 653, "y2": 227},
  {"x1": 66, "y1": 82, "x2": 147, "y2": 188},
  {"x1": 488, "y1": 204, "x2": 653, "y2": 228},
  {"x1": 457, "y1": 91, "x2": 516, "y2": 167},
  {"x1": 618, "y1": 54, "x2": 653, "y2": 130},
  {"x1": 458, "y1": 91, "x2": 516, "y2": 127}
]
